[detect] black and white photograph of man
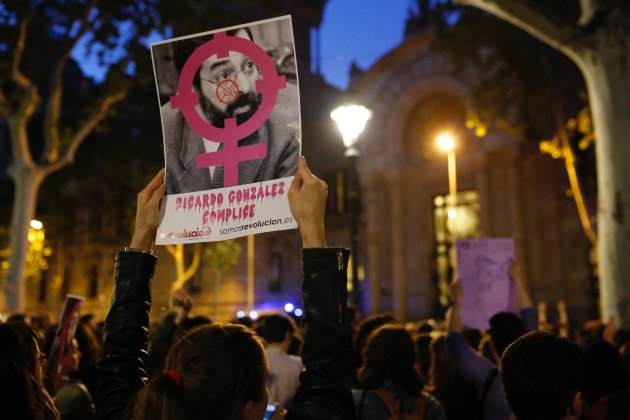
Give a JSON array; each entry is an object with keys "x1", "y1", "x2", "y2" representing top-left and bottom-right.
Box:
[{"x1": 152, "y1": 17, "x2": 300, "y2": 194}]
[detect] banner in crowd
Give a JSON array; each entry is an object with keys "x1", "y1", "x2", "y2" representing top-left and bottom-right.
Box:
[
  {"x1": 45, "y1": 294, "x2": 84, "y2": 394},
  {"x1": 456, "y1": 238, "x2": 516, "y2": 329},
  {"x1": 151, "y1": 15, "x2": 301, "y2": 244}
]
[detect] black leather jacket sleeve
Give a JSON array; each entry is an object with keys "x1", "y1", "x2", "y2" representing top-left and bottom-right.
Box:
[
  {"x1": 287, "y1": 248, "x2": 356, "y2": 420},
  {"x1": 95, "y1": 251, "x2": 156, "y2": 420}
]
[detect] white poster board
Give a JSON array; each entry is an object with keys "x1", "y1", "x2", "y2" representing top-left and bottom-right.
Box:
[
  {"x1": 151, "y1": 15, "x2": 300, "y2": 244},
  {"x1": 456, "y1": 238, "x2": 516, "y2": 329}
]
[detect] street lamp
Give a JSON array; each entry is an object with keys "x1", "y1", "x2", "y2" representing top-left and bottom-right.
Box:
[
  {"x1": 436, "y1": 132, "x2": 458, "y2": 220},
  {"x1": 331, "y1": 104, "x2": 372, "y2": 311}
]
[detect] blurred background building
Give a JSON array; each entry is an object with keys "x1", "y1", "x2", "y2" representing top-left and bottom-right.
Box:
[{"x1": 2, "y1": 0, "x2": 595, "y2": 328}]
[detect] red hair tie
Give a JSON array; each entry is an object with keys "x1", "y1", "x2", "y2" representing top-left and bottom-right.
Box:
[{"x1": 165, "y1": 369, "x2": 182, "y2": 385}]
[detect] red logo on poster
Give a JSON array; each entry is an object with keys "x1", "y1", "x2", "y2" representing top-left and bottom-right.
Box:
[{"x1": 216, "y1": 80, "x2": 240, "y2": 105}]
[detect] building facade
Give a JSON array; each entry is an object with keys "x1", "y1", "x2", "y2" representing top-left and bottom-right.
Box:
[{"x1": 350, "y1": 32, "x2": 596, "y2": 324}]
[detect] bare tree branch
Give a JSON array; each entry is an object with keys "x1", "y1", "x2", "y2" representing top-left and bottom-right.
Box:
[
  {"x1": 9, "y1": 11, "x2": 41, "y2": 126},
  {"x1": 181, "y1": 245, "x2": 201, "y2": 282},
  {"x1": 11, "y1": 14, "x2": 34, "y2": 90},
  {"x1": 171, "y1": 245, "x2": 202, "y2": 291},
  {"x1": 0, "y1": 88, "x2": 9, "y2": 117},
  {"x1": 165, "y1": 244, "x2": 178, "y2": 257},
  {"x1": 7, "y1": 108, "x2": 37, "y2": 168},
  {"x1": 579, "y1": 0, "x2": 606, "y2": 26},
  {"x1": 43, "y1": 0, "x2": 98, "y2": 162},
  {"x1": 454, "y1": 0, "x2": 584, "y2": 61},
  {"x1": 44, "y1": 89, "x2": 127, "y2": 174}
]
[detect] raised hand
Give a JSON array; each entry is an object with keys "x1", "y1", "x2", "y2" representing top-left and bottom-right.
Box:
[
  {"x1": 288, "y1": 157, "x2": 327, "y2": 248},
  {"x1": 130, "y1": 168, "x2": 165, "y2": 250}
]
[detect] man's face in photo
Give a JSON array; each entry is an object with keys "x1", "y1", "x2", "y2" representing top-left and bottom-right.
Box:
[{"x1": 198, "y1": 28, "x2": 261, "y2": 127}]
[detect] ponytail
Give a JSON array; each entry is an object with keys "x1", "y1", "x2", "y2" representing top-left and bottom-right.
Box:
[{"x1": 134, "y1": 371, "x2": 184, "y2": 420}]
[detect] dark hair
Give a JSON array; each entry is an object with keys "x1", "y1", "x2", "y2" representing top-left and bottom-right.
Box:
[
  {"x1": 288, "y1": 334, "x2": 302, "y2": 356},
  {"x1": 428, "y1": 334, "x2": 483, "y2": 420},
  {"x1": 358, "y1": 325, "x2": 423, "y2": 395},
  {"x1": 260, "y1": 313, "x2": 295, "y2": 344},
  {"x1": 415, "y1": 333, "x2": 432, "y2": 379},
  {"x1": 0, "y1": 323, "x2": 59, "y2": 420},
  {"x1": 462, "y1": 328, "x2": 482, "y2": 351},
  {"x1": 501, "y1": 331, "x2": 584, "y2": 420},
  {"x1": 134, "y1": 323, "x2": 267, "y2": 420},
  {"x1": 489, "y1": 311, "x2": 526, "y2": 356},
  {"x1": 354, "y1": 314, "x2": 396, "y2": 372},
  {"x1": 173, "y1": 27, "x2": 254, "y2": 92},
  {"x1": 582, "y1": 339, "x2": 630, "y2": 405},
  {"x1": 75, "y1": 321, "x2": 101, "y2": 394}
]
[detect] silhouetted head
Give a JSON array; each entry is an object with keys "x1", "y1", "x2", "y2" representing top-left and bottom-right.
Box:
[
  {"x1": 134, "y1": 323, "x2": 268, "y2": 420},
  {"x1": 359, "y1": 325, "x2": 423, "y2": 395},
  {"x1": 582, "y1": 339, "x2": 629, "y2": 405},
  {"x1": 502, "y1": 331, "x2": 584, "y2": 420},
  {"x1": 489, "y1": 311, "x2": 526, "y2": 357},
  {"x1": 354, "y1": 314, "x2": 396, "y2": 370},
  {"x1": 259, "y1": 313, "x2": 296, "y2": 346}
]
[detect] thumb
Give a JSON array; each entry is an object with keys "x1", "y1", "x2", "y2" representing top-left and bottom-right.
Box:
[
  {"x1": 299, "y1": 156, "x2": 313, "y2": 177},
  {"x1": 289, "y1": 169, "x2": 304, "y2": 195}
]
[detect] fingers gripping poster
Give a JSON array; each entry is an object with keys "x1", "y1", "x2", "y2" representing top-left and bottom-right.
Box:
[
  {"x1": 456, "y1": 238, "x2": 517, "y2": 330},
  {"x1": 151, "y1": 16, "x2": 300, "y2": 244}
]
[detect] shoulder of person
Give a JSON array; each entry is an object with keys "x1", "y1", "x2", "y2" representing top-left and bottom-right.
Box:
[
  {"x1": 159, "y1": 101, "x2": 185, "y2": 140},
  {"x1": 421, "y1": 391, "x2": 448, "y2": 420},
  {"x1": 55, "y1": 381, "x2": 89, "y2": 405},
  {"x1": 352, "y1": 389, "x2": 391, "y2": 418}
]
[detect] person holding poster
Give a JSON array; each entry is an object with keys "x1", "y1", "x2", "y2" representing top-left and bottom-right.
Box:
[
  {"x1": 96, "y1": 159, "x2": 355, "y2": 420},
  {"x1": 455, "y1": 239, "x2": 519, "y2": 330},
  {"x1": 152, "y1": 16, "x2": 301, "y2": 244},
  {"x1": 45, "y1": 295, "x2": 85, "y2": 395},
  {"x1": 446, "y1": 263, "x2": 537, "y2": 420}
]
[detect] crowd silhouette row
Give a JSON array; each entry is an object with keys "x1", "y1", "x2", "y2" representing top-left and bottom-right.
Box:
[{"x1": 2, "y1": 160, "x2": 629, "y2": 420}]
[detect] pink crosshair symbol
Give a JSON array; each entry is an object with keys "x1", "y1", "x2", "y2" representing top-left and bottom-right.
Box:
[{"x1": 170, "y1": 31, "x2": 287, "y2": 187}]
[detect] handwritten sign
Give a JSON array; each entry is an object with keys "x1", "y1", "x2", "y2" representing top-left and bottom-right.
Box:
[
  {"x1": 151, "y1": 15, "x2": 300, "y2": 243},
  {"x1": 456, "y1": 238, "x2": 516, "y2": 329}
]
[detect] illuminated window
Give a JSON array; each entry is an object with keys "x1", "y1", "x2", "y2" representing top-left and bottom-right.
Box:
[{"x1": 433, "y1": 190, "x2": 480, "y2": 307}]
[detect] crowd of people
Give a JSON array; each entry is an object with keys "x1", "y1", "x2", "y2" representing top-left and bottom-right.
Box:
[{"x1": 1, "y1": 158, "x2": 630, "y2": 420}]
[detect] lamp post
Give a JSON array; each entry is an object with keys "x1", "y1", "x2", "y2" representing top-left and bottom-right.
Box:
[
  {"x1": 436, "y1": 133, "x2": 458, "y2": 220},
  {"x1": 330, "y1": 104, "x2": 372, "y2": 311}
]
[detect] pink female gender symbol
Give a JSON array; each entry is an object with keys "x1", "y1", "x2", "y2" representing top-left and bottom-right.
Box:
[{"x1": 169, "y1": 31, "x2": 287, "y2": 187}]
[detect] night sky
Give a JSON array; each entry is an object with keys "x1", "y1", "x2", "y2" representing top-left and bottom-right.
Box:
[
  {"x1": 71, "y1": 1, "x2": 412, "y2": 90},
  {"x1": 320, "y1": 0, "x2": 411, "y2": 88}
]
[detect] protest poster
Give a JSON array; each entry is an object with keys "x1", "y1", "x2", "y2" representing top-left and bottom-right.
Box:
[
  {"x1": 151, "y1": 15, "x2": 301, "y2": 244},
  {"x1": 45, "y1": 294, "x2": 84, "y2": 394},
  {"x1": 455, "y1": 238, "x2": 516, "y2": 330}
]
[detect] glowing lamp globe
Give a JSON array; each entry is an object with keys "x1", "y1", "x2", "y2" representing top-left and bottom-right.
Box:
[
  {"x1": 436, "y1": 133, "x2": 456, "y2": 152},
  {"x1": 330, "y1": 105, "x2": 372, "y2": 149}
]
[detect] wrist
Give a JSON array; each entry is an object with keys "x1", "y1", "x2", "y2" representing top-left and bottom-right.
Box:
[
  {"x1": 299, "y1": 223, "x2": 326, "y2": 248},
  {"x1": 130, "y1": 227, "x2": 155, "y2": 250}
]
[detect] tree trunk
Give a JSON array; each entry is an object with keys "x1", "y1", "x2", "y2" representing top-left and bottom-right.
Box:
[
  {"x1": 5, "y1": 166, "x2": 44, "y2": 312},
  {"x1": 577, "y1": 41, "x2": 630, "y2": 327}
]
